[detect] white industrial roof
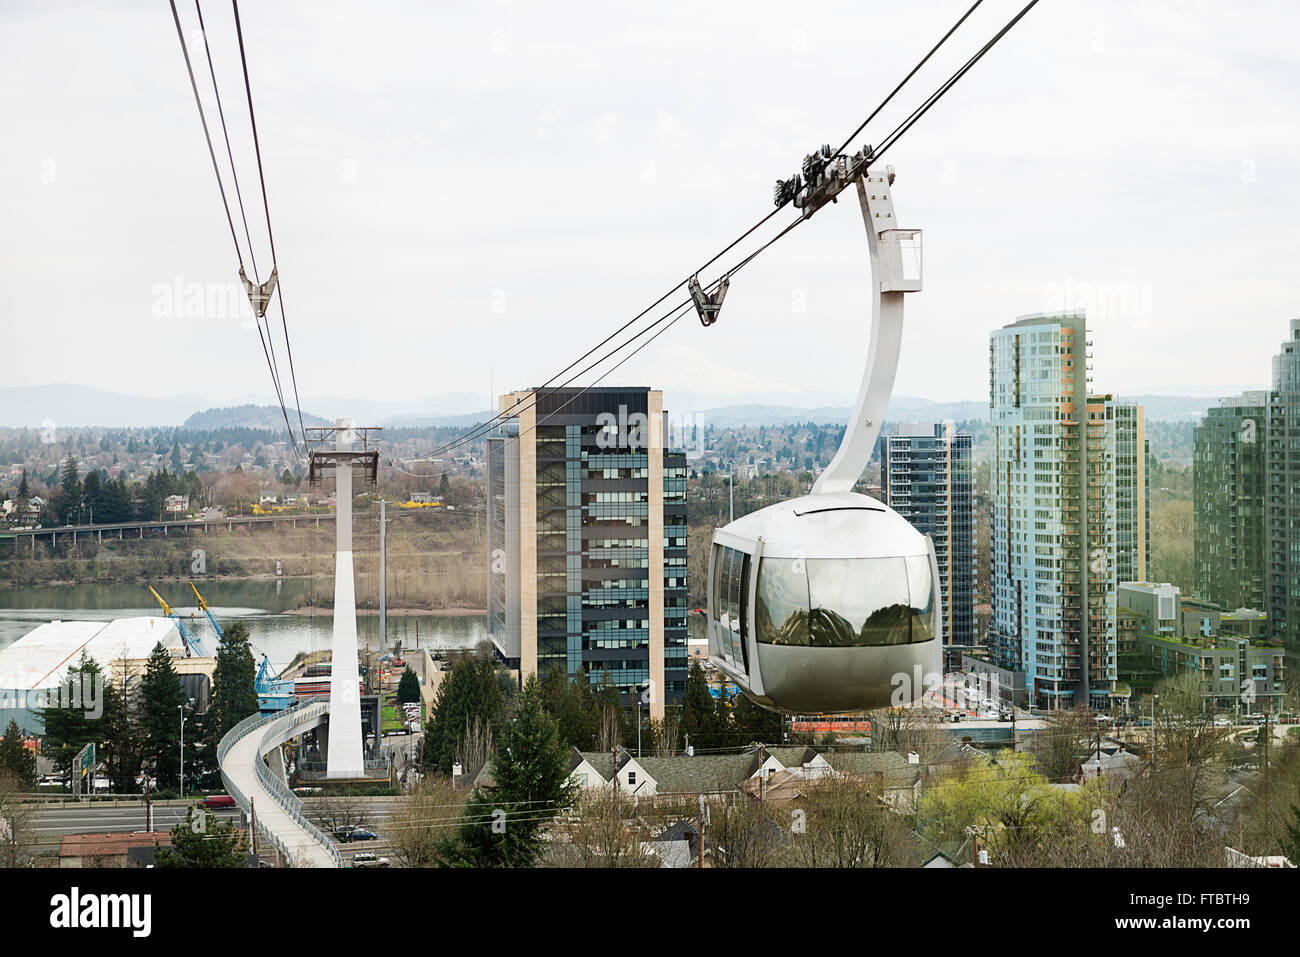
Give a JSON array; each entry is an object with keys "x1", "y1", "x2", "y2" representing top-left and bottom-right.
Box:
[{"x1": 0, "y1": 617, "x2": 184, "y2": 690}]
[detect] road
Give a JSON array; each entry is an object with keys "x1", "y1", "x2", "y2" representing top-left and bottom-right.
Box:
[{"x1": 27, "y1": 796, "x2": 404, "y2": 860}]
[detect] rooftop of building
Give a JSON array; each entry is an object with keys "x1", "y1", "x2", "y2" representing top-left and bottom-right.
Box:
[{"x1": 0, "y1": 616, "x2": 185, "y2": 690}]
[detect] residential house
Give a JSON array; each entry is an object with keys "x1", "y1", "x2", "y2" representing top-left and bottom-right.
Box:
[{"x1": 59, "y1": 831, "x2": 173, "y2": 868}]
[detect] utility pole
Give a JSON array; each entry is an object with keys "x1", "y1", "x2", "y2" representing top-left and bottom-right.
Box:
[
  {"x1": 697, "y1": 793, "x2": 706, "y2": 869},
  {"x1": 249, "y1": 798, "x2": 258, "y2": 856},
  {"x1": 178, "y1": 705, "x2": 186, "y2": 798},
  {"x1": 144, "y1": 778, "x2": 152, "y2": 833},
  {"x1": 376, "y1": 499, "x2": 390, "y2": 654}
]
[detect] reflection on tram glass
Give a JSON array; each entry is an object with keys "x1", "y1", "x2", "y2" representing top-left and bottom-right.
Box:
[{"x1": 755, "y1": 555, "x2": 935, "y2": 648}]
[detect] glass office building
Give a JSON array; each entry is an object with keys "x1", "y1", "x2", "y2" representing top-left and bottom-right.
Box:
[
  {"x1": 989, "y1": 313, "x2": 1127, "y2": 710},
  {"x1": 486, "y1": 386, "x2": 687, "y2": 716},
  {"x1": 1194, "y1": 392, "x2": 1268, "y2": 612},
  {"x1": 882, "y1": 423, "x2": 975, "y2": 652},
  {"x1": 1268, "y1": 320, "x2": 1300, "y2": 685}
]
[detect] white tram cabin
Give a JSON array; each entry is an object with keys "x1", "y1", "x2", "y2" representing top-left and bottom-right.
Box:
[{"x1": 707, "y1": 491, "x2": 942, "y2": 715}]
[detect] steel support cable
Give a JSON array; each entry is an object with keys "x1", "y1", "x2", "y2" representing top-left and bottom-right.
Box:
[
  {"x1": 171, "y1": 0, "x2": 298, "y2": 462},
  {"x1": 168, "y1": 0, "x2": 243, "y2": 267},
  {"x1": 232, "y1": 0, "x2": 308, "y2": 455},
  {"x1": 409, "y1": 205, "x2": 790, "y2": 466},
  {"x1": 407, "y1": 9, "x2": 999, "y2": 464},
  {"x1": 871, "y1": 0, "x2": 1043, "y2": 165},
  {"x1": 194, "y1": 0, "x2": 261, "y2": 281},
  {"x1": 489, "y1": 1, "x2": 1020, "y2": 446},
  {"x1": 833, "y1": 0, "x2": 985, "y2": 156},
  {"x1": 196, "y1": 0, "x2": 298, "y2": 463},
  {"x1": 413, "y1": 204, "x2": 800, "y2": 465},
  {"x1": 446, "y1": 215, "x2": 805, "y2": 459},
  {"x1": 195, "y1": 0, "x2": 299, "y2": 462}
]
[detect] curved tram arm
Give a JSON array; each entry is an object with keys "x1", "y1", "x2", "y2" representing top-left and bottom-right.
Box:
[{"x1": 812, "y1": 168, "x2": 921, "y2": 496}]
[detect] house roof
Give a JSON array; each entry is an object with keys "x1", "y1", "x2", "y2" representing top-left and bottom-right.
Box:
[
  {"x1": 635, "y1": 754, "x2": 756, "y2": 792},
  {"x1": 738, "y1": 768, "x2": 808, "y2": 802},
  {"x1": 59, "y1": 831, "x2": 171, "y2": 859},
  {"x1": 654, "y1": 820, "x2": 700, "y2": 843},
  {"x1": 0, "y1": 617, "x2": 184, "y2": 691},
  {"x1": 929, "y1": 741, "x2": 992, "y2": 766},
  {"x1": 825, "y1": 750, "x2": 919, "y2": 785}
]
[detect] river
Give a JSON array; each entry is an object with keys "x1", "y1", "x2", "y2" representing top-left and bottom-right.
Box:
[{"x1": 0, "y1": 578, "x2": 487, "y2": 671}]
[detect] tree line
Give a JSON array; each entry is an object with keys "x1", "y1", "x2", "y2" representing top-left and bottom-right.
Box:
[{"x1": 36, "y1": 622, "x2": 261, "y2": 796}]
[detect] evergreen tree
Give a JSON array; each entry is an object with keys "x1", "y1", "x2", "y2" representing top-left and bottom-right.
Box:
[
  {"x1": 539, "y1": 666, "x2": 598, "y2": 752},
  {"x1": 170, "y1": 441, "x2": 184, "y2": 473},
  {"x1": 682, "y1": 660, "x2": 716, "y2": 745},
  {"x1": 396, "y1": 666, "x2": 421, "y2": 705},
  {"x1": 59, "y1": 454, "x2": 82, "y2": 523},
  {"x1": 17, "y1": 468, "x2": 28, "y2": 498},
  {"x1": 593, "y1": 669, "x2": 625, "y2": 748},
  {"x1": 154, "y1": 806, "x2": 248, "y2": 868},
  {"x1": 730, "y1": 692, "x2": 783, "y2": 746},
  {"x1": 0, "y1": 720, "x2": 35, "y2": 787},
  {"x1": 421, "y1": 654, "x2": 504, "y2": 774},
  {"x1": 475, "y1": 653, "x2": 505, "y2": 729},
  {"x1": 40, "y1": 652, "x2": 105, "y2": 778},
  {"x1": 453, "y1": 675, "x2": 576, "y2": 867},
  {"x1": 139, "y1": 643, "x2": 186, "y2": 789},
  {"x1": 207, "y1": 621, "x2": 259, "y2": 745},
  {"x1": 82, "y1": 470, "x2": 101, "y2": 522},
  {"x1": 1281, "y1": 781, "x2": 1300, "y2": 864},
  {"x1": 101, "y1": 666, "x2": 142, "y2": 794}
]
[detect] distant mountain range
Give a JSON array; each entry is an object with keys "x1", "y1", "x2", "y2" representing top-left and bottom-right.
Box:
[{"x1": 0, "y1": 383, "x2": 1239, "y2": 430}]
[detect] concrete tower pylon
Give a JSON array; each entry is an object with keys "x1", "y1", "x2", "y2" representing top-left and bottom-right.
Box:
[{"x1": 326, "y1": 418, "x2": 365, "y2": 778}]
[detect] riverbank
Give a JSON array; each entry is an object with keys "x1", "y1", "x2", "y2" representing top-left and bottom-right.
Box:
[
  {"x1": 0, "y1": 507, "x2": 486, "y2": 607},
  {"x1": 284, "y1": 605, "x2": 486, "y2": 617}
]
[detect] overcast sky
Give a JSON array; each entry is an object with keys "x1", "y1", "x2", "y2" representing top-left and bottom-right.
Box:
[{"x1": 2, "y1": 0, "x2": 1298, "y2": 412}]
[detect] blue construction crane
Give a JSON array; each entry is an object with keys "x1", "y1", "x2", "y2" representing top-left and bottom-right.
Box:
[
  {"x1": 147, "y1": 585, "x2": 208, "y2": 658},
  {"x1": 254, "y1": 655, "x2": 296, "y2": 713},
  {"x1": 189, "y1": 581, "x2": 294, "y2": 712}
]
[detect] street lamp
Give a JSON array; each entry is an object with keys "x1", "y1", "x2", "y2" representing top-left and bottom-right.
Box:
[{"x1": 178, "y1": 704, "x2": 188, "y2": 798}]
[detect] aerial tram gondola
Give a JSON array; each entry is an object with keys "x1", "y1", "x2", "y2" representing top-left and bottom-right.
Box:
[{"x1": 703, "y1": 148, "x2": 939, "y2": 714}]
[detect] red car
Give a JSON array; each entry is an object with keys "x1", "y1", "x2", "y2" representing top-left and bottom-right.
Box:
[{"x1": 199, "y1": 794, "x2": 237, "y2": 809}]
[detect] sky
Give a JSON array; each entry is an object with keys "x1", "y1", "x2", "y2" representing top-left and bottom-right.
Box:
[{"x1": 2, "y1": 0, "x2": 1298, "y2": 413}]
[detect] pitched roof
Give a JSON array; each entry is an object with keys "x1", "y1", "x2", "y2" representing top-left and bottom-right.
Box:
[
  {"x1": 825, "y1": 750, "x2": 919, "y2": 785},
  {"x1": 738, "y1": 768, "x2": 808, "y2": 802},
  {"x1": 635, "y1": 754, "x2": 755, "y2": 793},
  {"x1": 929, "y1": 741, "x2": 992, "y2": 766},
  {"x1": 59, "y1": 831, "x2": 172, "y2": 859}
]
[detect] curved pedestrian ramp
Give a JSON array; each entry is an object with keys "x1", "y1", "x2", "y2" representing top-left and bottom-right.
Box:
[{"x1": 218, "y1": 701, "x2": 342, "y2": 868}]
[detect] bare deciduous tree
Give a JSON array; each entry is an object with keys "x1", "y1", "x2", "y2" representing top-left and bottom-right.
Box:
[
  {"x1": 781, "y1": 774, "x2": 912, "y2": 867},
  {"x1": 545, "y1": 788, "x2": 658, "y2": 868},
  {"x1": 308, "y1": 795, "x2": 371, "y2": 836},
  {"x1": 454, "y1": 715, "x2": 494, "y2": 777},
  {"x1": 387, "y1": 775, "x2": 467, "y2": 867}
]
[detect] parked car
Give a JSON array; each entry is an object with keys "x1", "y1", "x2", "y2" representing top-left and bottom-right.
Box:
[
  {"x1": 199, "y1": 794, "x2": 237, "y2": 809},
  {"x1": 351, "y1": 852, "x2": 390, "y2": 867}
]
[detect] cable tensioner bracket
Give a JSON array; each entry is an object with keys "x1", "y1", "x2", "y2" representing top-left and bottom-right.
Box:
[
  {"x1": 688, "y1": 274, "x2": 729, "y2": 327},
  {"x1": 240, "y1": 265, "x2": 279, "y2": 318}
]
